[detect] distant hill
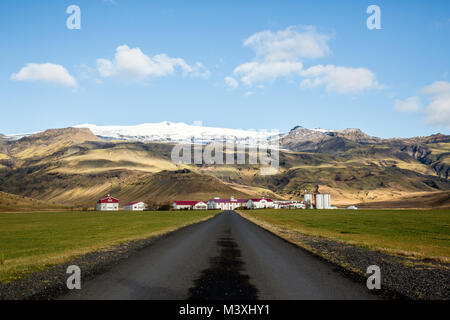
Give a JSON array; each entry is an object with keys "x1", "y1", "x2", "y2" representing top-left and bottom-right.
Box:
[
  {"x1": 356, "y1": 191, "x2": 450, "y2": 209},
  {"x1": 0, "y1": 125, "x2": 448, "y2": 209},
  {"x1": 113, "y1": 169, "x2": 254, "y2": 204}
]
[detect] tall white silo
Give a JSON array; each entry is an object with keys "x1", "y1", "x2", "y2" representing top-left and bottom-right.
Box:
[
  {"x1": 316, "y1": 194, "x2": 324, "y2": 209},
  {"x1": 323, "y1": 194, "x2": 331, "y2": 209},
  {"x1": 304, "y1": 194, "x2": 313, "y2": 209}
]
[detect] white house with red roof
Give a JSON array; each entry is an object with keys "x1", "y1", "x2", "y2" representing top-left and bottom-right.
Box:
[
  {"x1": 207, "y1": 197, "x2": 247, "y2": 210},
  {"x1": 173, "y1": 201, "x2": 208, "y2": 210},
  {"x1": 97, "y1": 194, "x2": 119, "y2": 211},
  {"x1": 123, "y1": 201, "x2": 147, "y2": 211},
  {"x1": 246, "y1": 197, "x2": 274, "y2": 209}
]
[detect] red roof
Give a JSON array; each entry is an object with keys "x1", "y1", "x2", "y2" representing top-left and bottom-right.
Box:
[
  {"x1": 174, "y1": 201, "x2": 205, "y2": 206},
  {"x1": 250, "y1": 198, "x2": 273, "y2": 202},
  {"x1": 208, "y1": 198, "x2": 248, "y2": 203},
  {"x1": 98, "y1": 194, "x2": 119, "y2": 204},
  {"x1": 124, "y1": 201, "x2": 141, "y2": 206}
]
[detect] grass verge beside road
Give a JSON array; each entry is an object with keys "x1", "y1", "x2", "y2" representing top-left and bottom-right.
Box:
[
  {"x1": 237, "y1": 209, "x2": 450, "y2": 262},
  {"x1": 0, "y1": 210, "x2": 219, "y2": 283}
]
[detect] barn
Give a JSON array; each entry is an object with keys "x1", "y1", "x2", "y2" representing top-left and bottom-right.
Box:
[
  {"x1": 173, "y1": 201, "x2": 208, "y2": 210},
  {"x1": 123, "y1": 201, "x2": 147, "y2": 211},
  {"x1": 246, "y1": 198, "x2": 274, "y2": 209},
  {"x1": 97, "y1": 194, "x2": 119, "y2": 211}
]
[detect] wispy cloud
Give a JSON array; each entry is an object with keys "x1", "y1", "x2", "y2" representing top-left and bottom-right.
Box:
[
  {"x1": 394, "y1": 96, "x2": 420, "y2": 113},
  {"x1": 243, "y1": 25, "x2": 330, "y2": 62},
  {"x1": 235, "y1": 61, "x2": 303, "y2": 86},
  {"x1": 224, "y1": 76, "x2": 239, "y2": 89},
  {"x1": 423, "y1": 81, "x2": 450, "y2": 128}
]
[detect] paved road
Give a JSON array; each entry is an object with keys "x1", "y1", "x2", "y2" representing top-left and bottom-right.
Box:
[{"x1": 61, "y1": 211, "x2": 378, "y2": 300}]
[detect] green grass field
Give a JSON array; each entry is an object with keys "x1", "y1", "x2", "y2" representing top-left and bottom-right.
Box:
[
  {"x1": 0, "y1": 210, "x2": 219, "y2": 283},
  {"x1": 239, "y1": 209, "x2": 450, "y2": 261}
]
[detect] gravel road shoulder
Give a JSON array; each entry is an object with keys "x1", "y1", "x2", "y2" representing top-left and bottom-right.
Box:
[{"x1": 237, "y1": 211, "x2": 450, "y2": 300}]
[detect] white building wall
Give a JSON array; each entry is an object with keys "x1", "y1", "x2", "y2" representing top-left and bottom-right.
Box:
[
  {"x1": 97, "y1": 203, "x2": 119, "y2": 211},
  {"x1": 193, "y1": 202, "x2": 207, "y2": 210},
  {"x1": 173, "y1": 204, "x2": 193, "y2": 210},
  {"x1": 247, "y1": 199, "x2": 274, "y2": 209},
  {"x1": 124, "y1": 202, "x2": 146, "y2": 211}
]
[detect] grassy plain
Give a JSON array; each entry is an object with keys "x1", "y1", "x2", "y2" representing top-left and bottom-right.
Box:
[
  {"x1": 238, "y1": 209, "x2": 450, "y2": 261},
  {"x1": 0, "y1": 210, "x2": 219, "y2": 283}
]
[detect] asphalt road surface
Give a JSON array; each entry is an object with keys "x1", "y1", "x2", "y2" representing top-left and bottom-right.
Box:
[{"x1": 60, "y1": 211, "x2": 378, "y2": 300}]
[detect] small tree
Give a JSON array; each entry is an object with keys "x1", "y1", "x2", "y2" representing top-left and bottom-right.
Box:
[
  {"x1": 145, "y1": 200, "x2": 159, "y2": 211},
  {"x1": 158, "y1": 204, "x2": 171, "y2": 211}
]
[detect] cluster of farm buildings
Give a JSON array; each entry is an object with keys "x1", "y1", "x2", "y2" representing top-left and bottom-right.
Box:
[{"x1": 96, "y1": 194, "x2": 333, "y2": 211}]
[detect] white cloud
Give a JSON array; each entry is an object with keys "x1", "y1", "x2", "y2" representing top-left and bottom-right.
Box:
[
  {"x1": 299, "y1": 64, "x2": 380, "y2": 93},
  {"x1": 224, "y1": 76, "x2": 239, "y2": 89},
  {"x1": 97, "y1": 45, "x2": 210, "y2": 81},
  {"x1": 244, "y1": 26, "x2": 330, "y2": 61},
  {"x1": 11, "y1": 63, "x2": 77, "y2": 87},
  {"x1": 394, "y1": 96, "x2": 420, "y2": 113},
  {"x1": 234, "y1": 61, "x2": 303, "y2": 85},
  {"x1": 422, "y1": 81, "x2": 450, "y2": 127},
  {"x1": 228, "y1": 26, "x2": 380, "y2": 93},
  {"x1": 231, "y1": 26, "x2": 326, "y2": 86}
]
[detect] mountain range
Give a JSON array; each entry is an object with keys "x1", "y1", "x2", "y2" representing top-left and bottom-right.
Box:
[{"x1": 0, "y1": 123, "x2": 449, "y2": 211}]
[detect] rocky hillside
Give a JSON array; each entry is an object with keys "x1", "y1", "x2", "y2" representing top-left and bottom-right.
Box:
[{"x1": 280, "y1": 126, "x2": 380, "y2": 152}]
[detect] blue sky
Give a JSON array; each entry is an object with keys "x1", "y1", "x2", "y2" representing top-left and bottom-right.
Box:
[{"x1": 0, "y1": 0, "x2": 449, "y2": 137}]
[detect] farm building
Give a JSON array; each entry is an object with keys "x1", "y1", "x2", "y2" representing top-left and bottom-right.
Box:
[
  {"x1": 97, "y1": 194, "x2": 119, "y2": 211},
  {"x1": 207, "y1": 197, "x2": 247, "y2": 210},
  {"x1": 123, "y1": 201, "x2": 147, "y2": 211},
  {"x1": 247, "y1": 198, "x2": 274, "y2": 209},
  {"x1": 273, "y1": 201, "x2": 305, "y2": 209},
  {"x1": 173, "y1": 201, "x2": 208, "y2": 210}
]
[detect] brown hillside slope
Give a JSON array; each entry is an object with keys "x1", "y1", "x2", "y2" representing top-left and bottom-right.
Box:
[
  {"x1": 0, "y1": 191, "x2": 69, "y2": 212},
  {"x1": 7, "y1": 128, "x2": 100, "y2": 159},
  {"x1": 113, "y1": 169, "x2": 253, "y2": 204},
  {"x1": 356, "y1": 191, "x2": 450, "y2": 209}
]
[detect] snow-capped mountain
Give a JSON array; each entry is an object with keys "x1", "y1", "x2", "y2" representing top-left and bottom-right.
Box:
[
  {"x1": 74, "y1": 122, "x2": 279, "y2": 144},
  {"x1": 5, "y1": 122, "x2": 379, "y2": 147}
]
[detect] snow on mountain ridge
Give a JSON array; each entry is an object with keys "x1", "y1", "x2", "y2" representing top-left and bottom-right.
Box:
[
  {"x1": 5, "y1": 122, "x2": 372, "y2": 145},
  {"x1": 74, "y1": 122, "x2": 278, "y2": 143}
]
